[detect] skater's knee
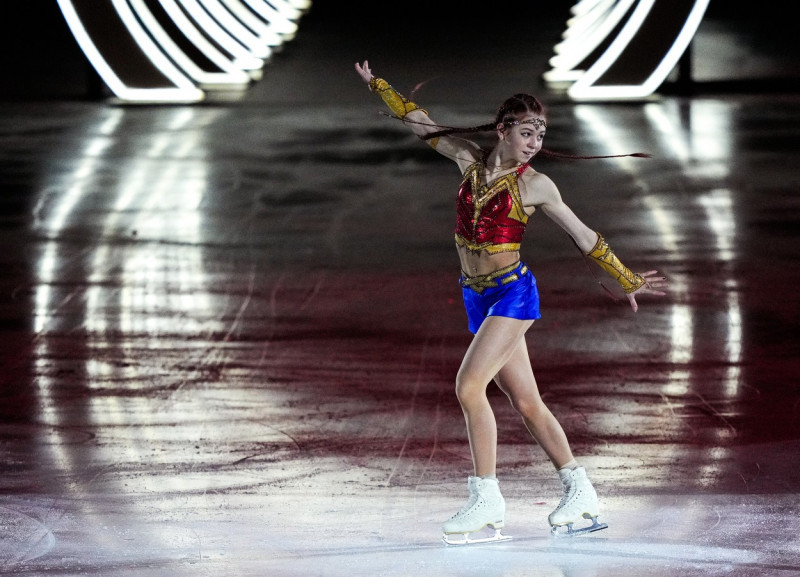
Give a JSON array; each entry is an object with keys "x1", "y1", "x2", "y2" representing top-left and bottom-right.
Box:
[
  {"x1": 508, "y1": 394, "x2": 547, "y2": 421},
  {"x1": 454, "y1": 370, "x2": 487, "y2": 407}
]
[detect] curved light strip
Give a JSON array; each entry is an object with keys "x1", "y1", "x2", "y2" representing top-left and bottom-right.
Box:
[
  {"x1": 566, "y1": 0, "x2": 656, "y2": 93},
  {"x1": 545, "y1": 0, "x2": 636, "y2": 83},
  {"x1": 176, "y1": 0, "x2": 268, "y2": 69},
  {"x1": 568, "y1": 0, "x2": 710, "y2": 101},
  {"x1": 56, "y1": 0, "x2": 204, "y2": 103},
  {"x1": 157, "y1": 0, "x2": 262, "y2": 76},
  {"x1": 128, "y1": 0, "x2": 251, "y2": 88},
  {"x1": 58, "y1": 0, "x2": 312, "y2": 102},
  {"x1": 242, "y1": 0, "x2": 302, "y2": 27},
  {"x1": 282, "y1": 0, "x2": 311, "y2": 11},
  {"x1": 217, "y1": 0, "x2": 296, "y2": 42},
  {"x1": 569, "y1": 0, "x2": 608, "y2": 18},
  {"x1": 561, "y1": 0, "x2": 618, "y2": 40},
  {"x1": 264, "y1": 0, "x2": 305, "y2": 20},
  {"x1": 194, "y1": 0, "x2": 273, "y2": 59}
]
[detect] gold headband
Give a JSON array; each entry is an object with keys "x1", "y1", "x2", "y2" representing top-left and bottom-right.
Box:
[{"x1": 508, "y1": 117, "x2": 547, "y2": 130}]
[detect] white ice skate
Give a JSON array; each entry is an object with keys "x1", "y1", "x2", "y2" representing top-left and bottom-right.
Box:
[
  {"x1": 548, "y1": 467, "x2": 608, "y2": 537},
  {"x1": 441, "y1": 476, "x2": 511, "y2": 545}
]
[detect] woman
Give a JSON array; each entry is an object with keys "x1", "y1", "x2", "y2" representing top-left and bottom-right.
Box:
[{"x1": 355, "y1": 61, "x2": 666, "y2": 544}]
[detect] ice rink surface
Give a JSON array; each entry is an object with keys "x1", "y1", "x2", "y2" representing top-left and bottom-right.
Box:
[{"x1": 0, "y1": 2, "x2": 798, "y2": 575}]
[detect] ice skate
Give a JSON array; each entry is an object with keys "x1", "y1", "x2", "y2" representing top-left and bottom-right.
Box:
[
  {"x1": 548, "y1": 466, "x2": 608, "y2": 537},
  {"x1": 441, "y1": 476, "x2": 511, "y2": 545}
]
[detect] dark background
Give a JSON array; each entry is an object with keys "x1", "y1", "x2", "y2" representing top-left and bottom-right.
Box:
[{"x1": 1, "y1": 1, "x2": 798, "y2": 102}]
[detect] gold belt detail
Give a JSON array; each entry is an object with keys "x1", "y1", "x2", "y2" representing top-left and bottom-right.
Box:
[{"x1": 461, "y1": 262, "x2": 528, "y2": 293}]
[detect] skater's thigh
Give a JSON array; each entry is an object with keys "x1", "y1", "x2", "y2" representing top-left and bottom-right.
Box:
[
  {"x1": 458, "y1": 317, "x2": 533, "y2": 393},
  {"x1": 493, "y1": 338, "x2": 546, "y2": 409}
]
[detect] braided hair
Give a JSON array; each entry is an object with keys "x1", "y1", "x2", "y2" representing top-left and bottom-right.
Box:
[
  {"x1": 418, "y1": 93, "x2": 649, "y2": 160},
  {"x1": 419, "y1": 93, "x2": 543, "y2": 140}
]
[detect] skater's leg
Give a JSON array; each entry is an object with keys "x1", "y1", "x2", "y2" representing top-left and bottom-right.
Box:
[
  {"x1": 492, "y1": 338, "x2": 574, "y2": 469},
  {"x1": 441, "y1": 316, "x2": 532, "y2": 543},
  {"x1": 493, "y1": 338, "x2": 607, "y2": 535},
  {"x1": 456, "y1": 316, "x2": 534, "y2": 477}
]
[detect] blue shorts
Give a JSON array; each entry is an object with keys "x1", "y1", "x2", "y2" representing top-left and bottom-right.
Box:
[{"x1": 461, "y1": 262, "x2": 541, "y2": 334}]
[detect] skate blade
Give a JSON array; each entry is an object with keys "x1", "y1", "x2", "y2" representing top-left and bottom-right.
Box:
[
  {"x1": 550, "y1": 515, "x2": 608, "y2": 538},
  {"x1": 442, "y1": 527, "x2": 512, "y2": 546}
]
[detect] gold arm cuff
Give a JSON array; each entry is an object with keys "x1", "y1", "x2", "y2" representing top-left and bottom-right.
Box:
[
  {"x1": 587, "y1": 233, "x2": 645, "y2": 294},
  {"x1": 368, "y1": 76, "x2": 427, "y2": 119}
]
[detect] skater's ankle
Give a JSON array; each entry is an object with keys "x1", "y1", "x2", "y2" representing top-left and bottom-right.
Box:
[
  {"x1": 556, "y1": 459, "x2": 579, "y2": 474},
  {"x1": 481, "y1": 474, "x2": 497, "y2": 480}
]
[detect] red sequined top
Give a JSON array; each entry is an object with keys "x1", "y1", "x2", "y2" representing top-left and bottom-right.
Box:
[{"x1": 455, "y1": 160, "x2": 530, "y2": 254}]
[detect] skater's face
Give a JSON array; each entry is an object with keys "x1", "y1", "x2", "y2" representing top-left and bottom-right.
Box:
[{"x1": 498, "y1": 115, "x2": 546, "y2": 165}]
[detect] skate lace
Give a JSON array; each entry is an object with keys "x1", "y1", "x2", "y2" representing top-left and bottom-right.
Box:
[
  {"x1": 450, "y1": 492, "x2": 480, "y2": 520},
  {"x1": 554, "y1": 479, "x2": 576, "y2": 511}
]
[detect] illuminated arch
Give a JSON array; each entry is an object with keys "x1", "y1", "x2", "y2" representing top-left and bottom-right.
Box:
[
  {"x1": 545, "y1": 0, "x2": 710, "y2": 101},
  {"x1": 244, "y1": 0, "x2": 306, "y2": 25},
  {"x1": 157, "y1": 0, "x2": 264, "y2": 75},
  {"x1": 177, "y1": 0, "x2": 272, "y2": 62},
  {"x1": 57, "y1": 0, "x2": 312, "y2": 103},
  {"x1": 128, "y1": 0, "x2": 253, "y2": 89},
  {"x1": 57, "y1": 0, "x2": 205, "y2": 103},
  {"x1": 544, "y1": 0, "x2": 638, "y2": 85},
  {"x1": 217, "y1": 0, "x2": 298, "y2": 42}
]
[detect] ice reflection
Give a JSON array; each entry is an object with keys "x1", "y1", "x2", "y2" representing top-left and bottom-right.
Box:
[
  {"x1": 31, "y1": 106, "x2": 225, "y2": 555},
  {"x1": 698, "y1": 190, "x2": 742, "y2": 398},
  {"x1": 574, "y1": 100, "x2": 744, "y2": 460},
  {"x1": 33, "y1": 111, "x2": 124, "y2": 334},
  {"x1": 698, "y1": 189, "x2": 736, "y2": 261},
  {"x1": 33, "y1": 109, "x2": 126, "y2": 473}
]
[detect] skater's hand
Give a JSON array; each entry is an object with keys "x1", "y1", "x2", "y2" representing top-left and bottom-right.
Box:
[
  {"x1": 355, "y1": 60, "x2": 373, "y2": 84},
  {"x1": 626, "y1": 270, "x2": 668, "y2": 312}
]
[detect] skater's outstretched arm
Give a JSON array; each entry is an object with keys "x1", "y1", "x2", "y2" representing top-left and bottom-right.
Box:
[
  {"x1": 354, "y1": 60, "x2": 482, "y2": 173},
  {"x1": 524, "y1": 170, "x2": 667, "y2": 312}
]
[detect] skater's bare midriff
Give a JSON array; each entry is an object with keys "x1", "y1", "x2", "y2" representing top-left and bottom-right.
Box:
[{"x1": 457, "y1": 247, "x2": 520, "y2": 277}]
